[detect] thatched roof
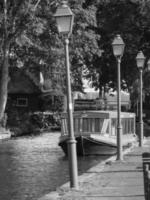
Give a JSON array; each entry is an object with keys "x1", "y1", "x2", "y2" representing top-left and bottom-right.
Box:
[
  {"x1": 8, "y1": 68, "x2": 64, "y2": 96},
  {"x1": 8, "y1": 68, "x2": 40, "y2": 94}
]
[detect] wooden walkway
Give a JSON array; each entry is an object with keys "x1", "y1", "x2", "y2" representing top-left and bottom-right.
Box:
[{"x1": 39, "y1": 138, "x2": 150, "y2": 200}]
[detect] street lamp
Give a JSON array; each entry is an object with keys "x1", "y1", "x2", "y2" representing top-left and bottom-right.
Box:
[
  {"x1": 136, "y1": 51, "x2": 145, "y2": 147},
  {"x1": 54, "y1": 1, "x2": 78, "y2": 189},
  {"x1": 112, "y1": 35, "x2": 125, "y2": 161}
]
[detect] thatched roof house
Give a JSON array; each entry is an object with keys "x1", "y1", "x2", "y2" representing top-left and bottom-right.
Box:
[{"x1": 8, "y1": 67, "x2": 64, "y2": 112}]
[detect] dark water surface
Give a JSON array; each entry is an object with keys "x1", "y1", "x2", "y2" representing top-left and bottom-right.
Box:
[{"x1": 0, "y1": 132, "x2": 108, "y2": 200}]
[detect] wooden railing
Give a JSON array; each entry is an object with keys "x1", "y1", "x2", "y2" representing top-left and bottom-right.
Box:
[
  {"x1": 111, "y1": 118, "x2": 135, "y2": 136},
  {"x1": 61, "y1": 117, "x2": 109, "y2": 136},
  {"x1": 61, "y1": 112, "x2": 135, "y2": 137}
]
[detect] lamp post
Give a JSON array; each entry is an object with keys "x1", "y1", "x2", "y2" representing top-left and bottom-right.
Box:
[
  {"x1": 54, "y1": 1, "x2": 78, "y2": 189},
  {"x1": 136, "y1": 51, "x2": 145, "y2": 147},
  {"x1": 112, "y1": 35, "x2": 125, "y2": 161}
]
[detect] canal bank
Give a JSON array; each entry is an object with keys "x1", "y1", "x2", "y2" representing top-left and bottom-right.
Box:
[
  {"x1": 39, "y1": 138, "x2": 150, "y2": 200},
  {"x1": 0, "y1": 127, "x2": 11, "y2": 140}
]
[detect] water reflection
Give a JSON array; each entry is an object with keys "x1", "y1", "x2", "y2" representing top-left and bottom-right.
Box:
[{"x1": 0, "y1": 133, "x2": 108, "y2": 200}]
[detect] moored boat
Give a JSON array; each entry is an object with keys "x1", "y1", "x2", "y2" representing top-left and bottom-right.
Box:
[{"x1": 59, "y1": 110, "x2": 137, "y2": 156}]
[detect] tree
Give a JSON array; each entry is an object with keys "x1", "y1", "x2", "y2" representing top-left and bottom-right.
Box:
[
  {"x1": 63, "y1": 0, "x2": 101, "y2": 92},
  {"x1": 0, "y1": 0, "x2": 59, "y2": 123},
  {"x1": 0, "y1": 0, "x2": 102, "y2": 123},
  {"x1": 0, "y1": 0, "x2": 32, "y2": 123},
  {"x1": 87, "y1": 0, "x2": 150, "y2": 95}
]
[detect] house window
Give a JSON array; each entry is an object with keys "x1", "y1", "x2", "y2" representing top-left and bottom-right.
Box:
[{"x1": 16, "y1": 98, "x2": 28, "y2": 107}]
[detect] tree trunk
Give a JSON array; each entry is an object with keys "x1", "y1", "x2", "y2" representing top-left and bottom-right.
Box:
[
  {"x1": 0, "y1": 43, "x2": 9, "y2": 121},
  {"x1": 0, "y1": 0, "x2": 9, "y2": 123}
]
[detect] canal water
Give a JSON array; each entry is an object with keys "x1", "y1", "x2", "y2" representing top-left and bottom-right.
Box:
[{"x1": 0, "y1": 132, "x2": 109, "y2": 200}]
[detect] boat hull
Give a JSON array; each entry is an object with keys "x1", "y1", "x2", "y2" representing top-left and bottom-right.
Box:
[{"x1": 59, "y1": 136, "x2": 117, "y2": 156}]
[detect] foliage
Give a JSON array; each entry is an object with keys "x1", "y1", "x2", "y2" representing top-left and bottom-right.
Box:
[
  {"x1": 143, "y1": 69, "x2": 150, "y2": 95},
  {"x1": 7, "y1": 110, "x2": 39, "y2": 136},
  {"x1": 30, "y1": 112, "x2": 61, "y2": 129},
  {"x1": 0, "y1": 0, "x2": 60, "y2": 121},
  {"x1": 12, "y1": 0, "x2": 101, "y2": 93},
  {"x1": 0, "y1": 0, "x2": 103, "y2": 121},
  {"x1": 8, "y1": 110, "x2": 61, "y2": 137},
  {"x1": 130, "y1": 78, "x2": 140, "y2": 108},
  {"x1": 69, "y1": 0, "x2": 101, "y2": 91},
  {"x1": 2, "y1": 0, "x2": 150, "y2": 118},
  {"x1": 39, "y1": 94, "x2": 64, "y2": 112},
  {"x1": 86, "y1": 0, "x2": 150, "y2": 93},
  {"x1": 130, "y1": 69, "x2": 150, "y2": 108}
]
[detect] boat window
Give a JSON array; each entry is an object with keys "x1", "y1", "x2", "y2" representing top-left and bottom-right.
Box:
[
  {"x1": 128, "y1": 118, "x2": 134, "y2": 134},
  {"x1": 122, "y1": 119, "x2": 126, "y2": 134},
  {"x1": 120, "y1": 118, "x2": 135, "y2": 135},
  {"x1": 111, "y1": 119, "x2": 117, "y2": 136},
  {"x1": 80, "y1": 118, "x2": 105, "y2": 133},
  {"x1": 74, "y1": 118, "x2": 80, "y2": 133},
  {"x1": 101, "y1": 119, "x2": 109, "y2": 134},
  {"x1": 95, "y1": 118, "x2": 100, "y2": 132},
  {"x1": 61, "y1": 112, "x2": 135, "y2": 137},
  {"x1": 82, "y1": 118, "x2": 93, "y2": 132},
  {"x1": 131, "y1": 118, "x2": 134, "y2": 133},
  {"x1": 61, "y1": 119, "x2": 68, "y2": 135},
  {"x1": 118, "y1": 118, "x2": 134, "y2": 135},
  {"x1": 127, "y1": 119, "x2": 130, "y2": 134},
  {"x1": 88, "y1": 118, "x2": 94, "y2": 132}
]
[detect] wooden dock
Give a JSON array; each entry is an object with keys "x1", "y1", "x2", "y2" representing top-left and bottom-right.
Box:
[{"x1": 39, "y1": 138, "x2": 150, "y2": 200}]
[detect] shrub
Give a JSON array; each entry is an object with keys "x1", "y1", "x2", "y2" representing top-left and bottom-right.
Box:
[{"x1": 30, "y1": 112, "x2": 61, "y2": 130}]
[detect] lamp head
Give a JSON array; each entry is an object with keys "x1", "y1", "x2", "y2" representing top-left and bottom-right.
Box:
[
  {"x1": 136, "y1": 51, "x2": 145, "y2": 70},
  {"x1": 54, "y1": 1, "x2": 74, "y2": 36},
  {"x1": 112, "y1": 34, "x2": 125, "y2": 58}
]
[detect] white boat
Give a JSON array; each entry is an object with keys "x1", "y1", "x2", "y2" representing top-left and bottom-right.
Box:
[{"x1": 59, "y1": 110, "x2": 137, "y2": 156}]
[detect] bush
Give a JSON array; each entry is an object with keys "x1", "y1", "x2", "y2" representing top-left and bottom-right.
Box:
[
  {"x1": 9, "y1": 112, "x2": 41, "y2": 137},
  {"x1": 30, "y1": 112, "x2": 61, "y2": 130},
  {"x1": 7, "y1": 108, "x2": 21, "y2": 127},
  {"x1": 9, "y1": 111, "x2": 61, "y2": 137}
]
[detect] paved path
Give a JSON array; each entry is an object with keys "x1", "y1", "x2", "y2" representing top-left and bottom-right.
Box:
[{"x1": 39, "y1": 138, "x2": 150, "y2": 200}]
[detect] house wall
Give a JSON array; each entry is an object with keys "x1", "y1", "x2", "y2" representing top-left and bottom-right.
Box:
[{"x1": 7, "y1": 93, "x2": 40, "y2": 112}]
